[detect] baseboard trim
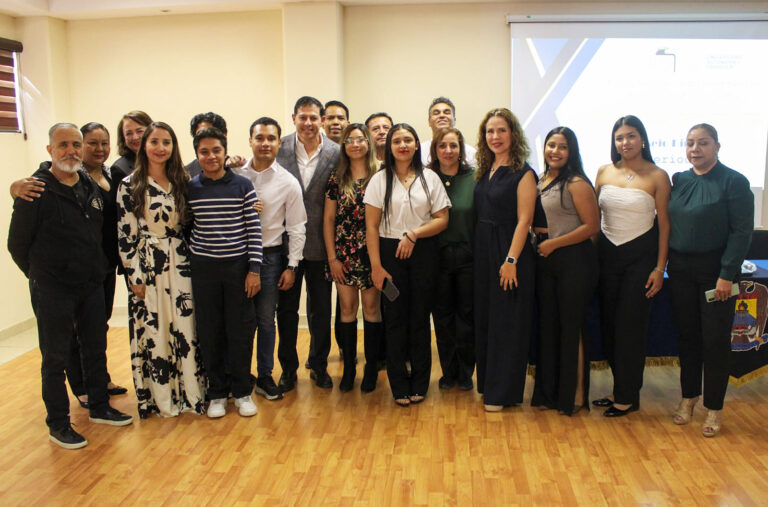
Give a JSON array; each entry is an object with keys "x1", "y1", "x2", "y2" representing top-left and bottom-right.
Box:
[{"x1": 0, "y1": 317, "x2": 36, "y2": 341}]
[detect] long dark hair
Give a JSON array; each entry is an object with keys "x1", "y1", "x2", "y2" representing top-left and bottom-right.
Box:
[
  {"x1": 610, "y1": 115, "x2": 653, "y2": 163},
  {"x1": 335, "y1": 123, "x2": 378, "y2": 198},
  {"x1": 427, "y1": 127, "x2": 472, "y2": 174},
  {"x1": 381, "y1": 123, "x2": 430, "y2": 229},
  {"x1": 541, "y1": 127, "x2": 593, "y2": 206},
  {"x1": 130, "y1": 122, "x2": 189, "y2": 223}
]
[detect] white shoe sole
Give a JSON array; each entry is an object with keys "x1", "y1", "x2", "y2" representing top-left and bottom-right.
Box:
[
  {"x1": 207, "y1": 409, "x2": 226, "y2": 418},
  {"x1": 254, "y1": 385, "x2": 282, "y2": 401},
  {"x1": 234, "y1": 398, "x2": 258, "y2": 417},
  {"x1": 89, "y1": 415, "x2": 133, "y2": 426},
  {"x1": 49, "y1": 435, "x2": 88, "y2": 449}
]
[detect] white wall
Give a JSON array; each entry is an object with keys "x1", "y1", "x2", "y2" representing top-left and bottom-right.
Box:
[{"x1": 67, "y1": 10, "x2": 284, "y2": 164}]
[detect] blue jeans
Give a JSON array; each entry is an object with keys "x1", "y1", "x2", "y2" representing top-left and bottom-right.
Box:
[{"x1": 253, "y1": 251, "x2": 283, "y2": 377}]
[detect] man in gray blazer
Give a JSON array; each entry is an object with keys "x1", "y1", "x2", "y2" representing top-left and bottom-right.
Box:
[{"x1": 276, "y1": 96, "x2": 340, "y2": 392}]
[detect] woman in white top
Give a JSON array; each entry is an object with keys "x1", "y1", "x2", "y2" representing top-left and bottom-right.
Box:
[
  {"x1": 364, "y1": 123, "x2": 451, "y2": 407},
  {"x1": 593, "y1": 115, "x2": 670, "y2": 417}
]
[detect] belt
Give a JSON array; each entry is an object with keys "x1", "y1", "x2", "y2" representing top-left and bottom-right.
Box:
[{"x1": 263, "y1": 245, "x2": 283, "y2": 254}]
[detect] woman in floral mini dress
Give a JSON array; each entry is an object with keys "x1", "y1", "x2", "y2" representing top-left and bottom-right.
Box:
[{"x1": 323, "y1": 123, "x2": 383, "y2": 393}]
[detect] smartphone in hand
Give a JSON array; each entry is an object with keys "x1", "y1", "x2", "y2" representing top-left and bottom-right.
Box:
[
  {"x1": 382, "y1": 278, "x2": 400, "y2": 302},
  {"x1": 704, "y1": 284, "x2": 740, "y2": 303}
]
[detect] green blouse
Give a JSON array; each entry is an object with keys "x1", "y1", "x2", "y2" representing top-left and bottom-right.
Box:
[
  {"x1": 437, "y1": 168, "x2": 475, "y2": 249},
  {"x1": 668, "y1": 161, "x2": 754, "y2": 280}
]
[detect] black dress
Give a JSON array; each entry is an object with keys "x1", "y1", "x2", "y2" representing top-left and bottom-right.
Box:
[{"x1": 474, "y1": 165, "x2": 536, "y2": 406}]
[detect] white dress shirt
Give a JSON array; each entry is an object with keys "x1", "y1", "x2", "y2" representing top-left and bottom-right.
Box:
[
  {"x1": 295, "y1": 135, "x2": 324, "y2": 188},
  {"x1": 234, "y1": 159, "x2": 307, "y2": 267},
  {"x1": 363, "y1": 169, "x2": 451, "y2": 239}
]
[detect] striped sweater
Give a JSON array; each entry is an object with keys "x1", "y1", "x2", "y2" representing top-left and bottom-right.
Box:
[{"x1": 188, "y1": 169, "x2": 263, "y2": 273}]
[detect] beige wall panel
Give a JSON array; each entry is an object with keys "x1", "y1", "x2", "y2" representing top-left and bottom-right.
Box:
[
  {"x1": 66, "y1": 10, "x2": 285, "y2": 165},
  {"x1": 344, "y1": 3, "x2": 511, "y2": 148}
]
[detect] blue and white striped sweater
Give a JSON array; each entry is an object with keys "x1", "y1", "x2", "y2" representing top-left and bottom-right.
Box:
[{"x1": 188, "y1": 170, "x2": 263, "y2": 273}]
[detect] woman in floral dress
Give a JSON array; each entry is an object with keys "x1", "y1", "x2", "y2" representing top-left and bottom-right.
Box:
[
  {"x1": 117, "y1": 121, "x2": 205, "y2": 418},
  {"x1": 323, "y1": 123, "x2": 383, "y2": 393}
]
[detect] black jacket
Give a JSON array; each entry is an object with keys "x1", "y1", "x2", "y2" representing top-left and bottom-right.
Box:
[{"x1": 8, "y1": 162, "x2": 108, "y2": 287}]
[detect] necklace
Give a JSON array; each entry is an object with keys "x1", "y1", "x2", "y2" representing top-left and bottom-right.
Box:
[{"x1": 625, "y1": 171, "x2": 635, "y2": 182}]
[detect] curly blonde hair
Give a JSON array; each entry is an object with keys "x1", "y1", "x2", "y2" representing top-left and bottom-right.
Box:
[{"x1": 475, "y1": 108, "x2": 529, "y2": 181}]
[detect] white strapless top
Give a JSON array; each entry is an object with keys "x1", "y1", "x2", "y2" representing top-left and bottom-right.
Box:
[{"x1": 599, "y1": 185, "x2": 656, "y2": 246}]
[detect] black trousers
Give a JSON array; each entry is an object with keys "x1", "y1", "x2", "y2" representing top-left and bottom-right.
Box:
[
  {"x1": 532, "y1": 240, "x2": 597, "y2": 413},
  {"x1": 277, "y1": 259, "x2": 332, "y2": 373},
  {"x1": 191, "y1": 256, "x2": 255, "y2": 399},
  {"x1": 433, "y1": 243, "x2": 475, "y2": 383},
  {"x1": 380, "y1": 237, "x2": 438, "y2": 399},
  {"x1": 598, "y1": 227, "x2": 657, "y2": 406},
  {"x1": 67, "y1": 269, "x2": 116, "y2": 396},
  {"x1": 668, "y1": 250, "x2": 735, "y2": 410},
  {"x1": 30, "y1": 279, "x2": 109, "y2": 429}
]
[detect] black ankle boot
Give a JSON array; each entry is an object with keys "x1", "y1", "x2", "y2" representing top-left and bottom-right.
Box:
[
  {"x1": 361, "y1": 320, "x2": 383, "y2": 393},
  {"x1": 339, "y1": 321, "x2": 358, "y2": 392}
]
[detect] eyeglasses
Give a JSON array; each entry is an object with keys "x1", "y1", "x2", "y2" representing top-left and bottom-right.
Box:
[{"x1": 344, "y1": 137, "x2": 368, "y2": 145}]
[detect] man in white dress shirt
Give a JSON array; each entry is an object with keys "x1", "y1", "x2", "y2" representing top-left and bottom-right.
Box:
[
  {"x1": 420, "y1": 97, "x2": 477, "y2": 166},
  {"x1": 276, "y1": 96, "x2": 341, "y2": 391},
  {"x1": 235, "y1": 117, "x2": 307, "y2": 400}
]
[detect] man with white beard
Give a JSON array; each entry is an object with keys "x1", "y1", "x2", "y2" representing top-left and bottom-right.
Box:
[{"x1": 8, "y1": 123, "x2": 133, "y2": 450}]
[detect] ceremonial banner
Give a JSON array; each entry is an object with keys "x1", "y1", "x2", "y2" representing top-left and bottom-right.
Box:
[{"x1": 730, "y1": 279, "x2": 768, "y2": 385}]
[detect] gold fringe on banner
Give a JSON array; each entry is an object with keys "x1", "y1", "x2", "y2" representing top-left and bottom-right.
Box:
[
  {"x1": 729, "y1": 364, "x2": 768, "y2": 387},
  {"x1": 529, "y1": 357, "x2": 767, "y2": 387},
  {"x1": 528, "y1": 357, "x2": 680, "y2": 376}
]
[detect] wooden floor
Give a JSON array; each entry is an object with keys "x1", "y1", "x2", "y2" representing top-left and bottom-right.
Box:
[{"x1": 1, "y1": 328, "x2": 768, "y2": 506}]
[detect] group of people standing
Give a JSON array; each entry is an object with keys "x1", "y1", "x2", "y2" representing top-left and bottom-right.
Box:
[{"x1": 7, "y1": 94, "x2": 754, "y2": 450}]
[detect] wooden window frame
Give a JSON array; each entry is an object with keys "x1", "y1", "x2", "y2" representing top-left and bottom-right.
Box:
[{"x1": 0, "y1": 37, "x2": 24, "y2": 134}]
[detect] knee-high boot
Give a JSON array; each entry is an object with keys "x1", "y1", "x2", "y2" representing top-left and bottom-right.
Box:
[
  {"x1": 361, "y1": 320, "x2": 383, "y2": 393},
  {"x1": 339, "y1": 321, "x2": 358, "y2": 392}
]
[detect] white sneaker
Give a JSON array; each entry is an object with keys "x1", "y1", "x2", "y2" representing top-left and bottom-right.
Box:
[
  {"x1": 234, "y1": 395, "x2": 258, "y2": 417},
  {"x1": 207, "y1": 398, "x2": 227, "y2": 418}
]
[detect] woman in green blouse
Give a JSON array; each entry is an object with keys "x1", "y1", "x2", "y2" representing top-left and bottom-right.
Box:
[
  {"x1": 667, "y1": 123, "x2": 754, "y2": 437},
  {"x1": 428, "y1": 127, "x2": 476, "y2": 391}
]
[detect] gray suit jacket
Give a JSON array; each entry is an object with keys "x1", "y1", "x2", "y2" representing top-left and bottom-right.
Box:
[{"x1": 277, "y1": 133, "x2": 340, "y2": 261}]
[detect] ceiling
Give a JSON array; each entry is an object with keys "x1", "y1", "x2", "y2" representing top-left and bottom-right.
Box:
[{"x1": 1, "y1": 0, "x2": 762, "y2": 21}]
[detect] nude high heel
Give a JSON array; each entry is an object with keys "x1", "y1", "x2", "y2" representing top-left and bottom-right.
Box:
[
  {"x1": 672, "y1": 396, "x2": 698, "y2": 425},
  {"x1": 702, "y1": 409, "x2": 722, "y2": 437}
]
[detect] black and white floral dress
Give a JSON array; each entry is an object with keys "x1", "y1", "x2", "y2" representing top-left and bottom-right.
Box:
[{"x1": 117, "y1": 176, "x2": 205, "y2": 418}]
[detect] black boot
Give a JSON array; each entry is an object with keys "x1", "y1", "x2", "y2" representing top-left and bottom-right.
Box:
[
  {"x1": 361, "y1": 320, "x2": 383, "y2": 393},
  {"x1": 339, "y1": 321, "x2": 358, "y2": 392}
]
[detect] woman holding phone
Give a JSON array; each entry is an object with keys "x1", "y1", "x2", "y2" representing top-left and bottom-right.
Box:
[
  {"x1": 667, "y1": 123, "x2": 753, "y2": 436},
  {"x1": 364, "y1": 124, "x2": 450, "y2": 407}
]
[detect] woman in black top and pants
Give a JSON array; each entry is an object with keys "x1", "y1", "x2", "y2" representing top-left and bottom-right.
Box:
[{"x1": 668, "y1": 123, "x2": 753, "y2": 437}]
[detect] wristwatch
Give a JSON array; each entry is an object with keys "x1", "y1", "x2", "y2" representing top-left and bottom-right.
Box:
[
  {"x1": 287, "y1": 265, "x2": 298, "y2": 272},
  {"x1": 505, "y1": 256, "x2": 517, "y2": 265}
]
